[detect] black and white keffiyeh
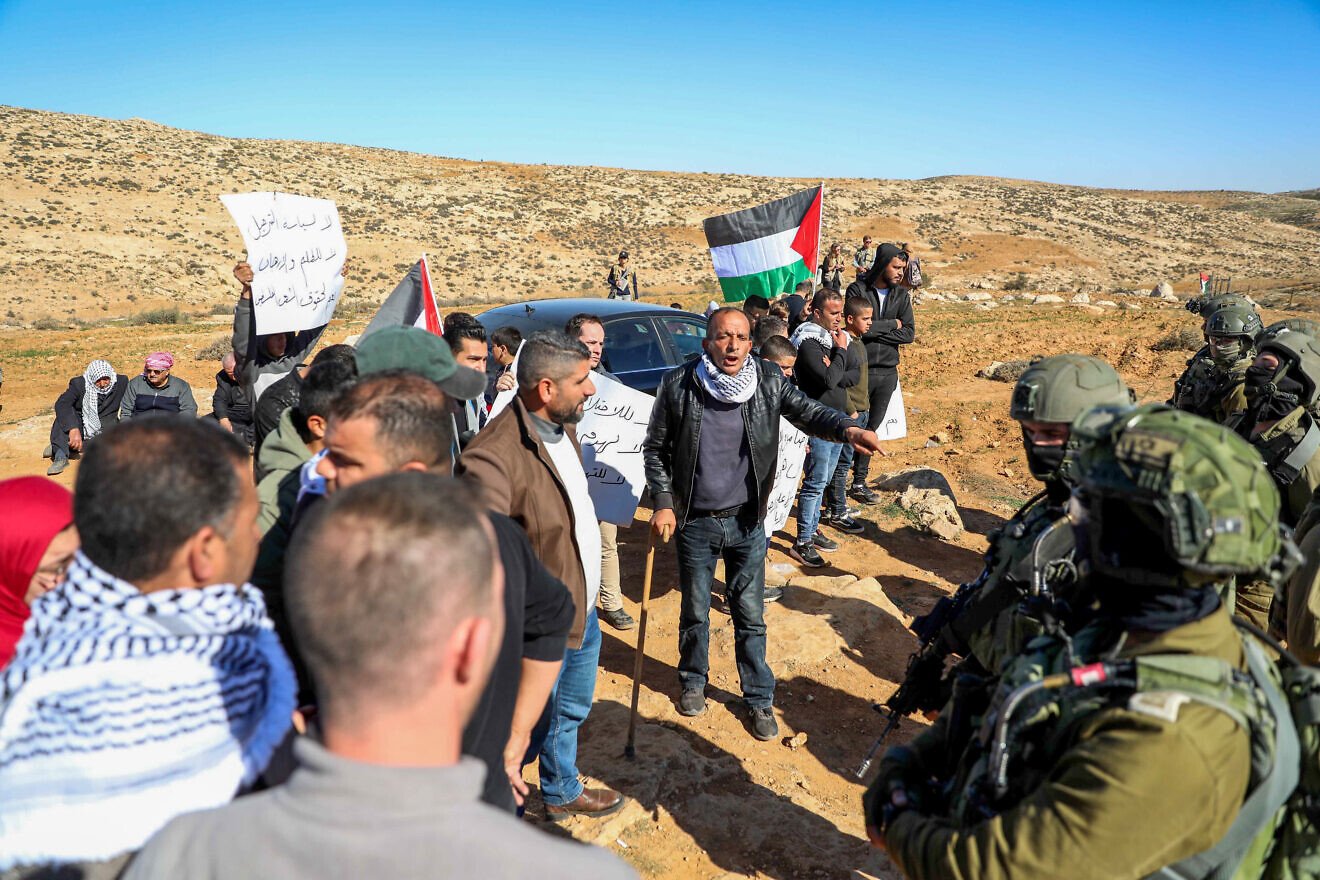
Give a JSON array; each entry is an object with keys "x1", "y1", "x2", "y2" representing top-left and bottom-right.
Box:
[
  {"x1": 789, "y1": 320, "x2": 836, "y2": 351},
  {"x1": 696, "y1": 352, "x2": 759, "y2": 404},
  {"x1": 80, "y1": 359, "x2": 116, "y2": 439},
  {"x1": 0, "y1": 551, "x2": 295, "y2": 869}
]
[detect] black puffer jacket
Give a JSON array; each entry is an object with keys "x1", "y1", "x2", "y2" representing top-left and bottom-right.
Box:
[{"x1": 643, "y1": 358, "x2": 856, "y2": 524}]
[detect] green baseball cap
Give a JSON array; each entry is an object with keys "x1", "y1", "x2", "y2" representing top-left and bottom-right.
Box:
[{"x1": 355, "y1": 326, "x2": 486, "y2": 401}]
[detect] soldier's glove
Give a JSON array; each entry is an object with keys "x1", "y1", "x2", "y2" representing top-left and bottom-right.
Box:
[
  {"x1": 864, "y1": 746, "x2": 933, "y2": 833},
  {"x1": 1185, "y1": 297, "x2": 1203, "y2": 314}
]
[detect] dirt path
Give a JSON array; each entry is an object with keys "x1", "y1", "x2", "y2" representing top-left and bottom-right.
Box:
[{"x1": 0, "y1": 293, "x2": 1303, "y2": 878}]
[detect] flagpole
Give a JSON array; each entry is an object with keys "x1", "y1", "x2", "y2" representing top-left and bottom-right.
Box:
[{"x1": 813, "y1": 183, "x2": 824, "y2": 294}]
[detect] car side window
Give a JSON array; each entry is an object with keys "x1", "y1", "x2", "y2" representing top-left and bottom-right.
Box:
[
  {"x1": 602, "y1": 319, "x2": 666, "y2": 375},
  {"x1": 662, "y1": 317, "x2": 707, "y2": 363}
]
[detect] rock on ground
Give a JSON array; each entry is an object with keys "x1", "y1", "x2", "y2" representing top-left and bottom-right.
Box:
[
  {"x1": 897, "y1": 486, "x2": 964, "y2": 540},
  {"x1": 1032, "y1": 294, "x2": 1064, "y2": 304},
  {"x1": 962, "y1": 292, "x2": 993, "y2": 301},
  {"x1": 874, "y1": 466, "x2": 958, "y2": 502},
  {"x1": 1069, "y1": 292, "x2": 1090, "y2": 304},
  {"x1": 976, "y1": 360, "x2": 1031, "y2": 382}
]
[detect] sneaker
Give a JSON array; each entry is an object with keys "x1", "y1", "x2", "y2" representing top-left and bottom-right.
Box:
[
  {"x1": 788, "y1": 542, "x2": 825, "y2": 568},
  {"x1": 599, "y1": 607, "x2": 637, "y2": 631},
  {"x1": 849, "y1": 483, "x2": 880, "y2": 504},
  {"x1": 678, "y1": 688, "x2": 707, "y2": 717},
  {"x1": 812, "y1": 533, "x2": 840, "y2": 552},
  {"x1": 42, "y1": 445, "x2": 53, "y2": 459},
  {"x1": 827, "y1": 514, "x2": 865, "y2": 535},
  {"x1": 763, "y1": 585, "x2": 784, "y2": 603},
  {"x1": 749, "y1": 706, "x2": 779, "y2": 741},
  {"x1": 46, "y1": 457, "x2": 68, "y2": 476}
]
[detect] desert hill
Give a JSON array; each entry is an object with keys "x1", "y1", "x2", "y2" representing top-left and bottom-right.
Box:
[{"x1": 1, "y1": 103, "x2": 1317, "y2": 325}]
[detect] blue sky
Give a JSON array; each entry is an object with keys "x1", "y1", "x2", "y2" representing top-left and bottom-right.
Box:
[{"x1": 1, "y1": 0, "x2": 1317, "y2": 191}]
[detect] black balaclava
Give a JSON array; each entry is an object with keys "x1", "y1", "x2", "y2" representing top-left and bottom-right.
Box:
[
  {"x1": 865, "y1": 243, "x2": 908, "y2": 290},
  {"x1": 1020, "y1": 426, "x2": 1071, "y2": 504},
  {"x1": 1245, "y1": 360, "x2": 1306, "y2": 423},
  {"x1": 1084, "y1": 497, "x2": 1221, "y2": 632}
]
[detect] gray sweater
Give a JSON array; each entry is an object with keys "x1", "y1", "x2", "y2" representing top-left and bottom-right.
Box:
[
  {"x1": 119, "y1": 375, "x2": 198, "y2": 420},
  {"x1": 124, "y1": 739, "x2": 637, "y2": 880}
]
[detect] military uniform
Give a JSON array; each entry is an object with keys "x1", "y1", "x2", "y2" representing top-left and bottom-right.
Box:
[
  {"x1": 1170, "y1": 349, "x2": 1252, "y2": 425},
  {"x1": 892, "y1": 356, "x2": 1129, "y2": 721},
  {"x1": 879, "y1": 612, "x2": 1252, "y2": 880},
  {"x1": 870, "y1": 405, "x2": 1301, "y2": 880},
  {"x1": 1170, "y1": 303, "x2": 1262, "y2": 430},
  {"x1": 853, "y1": 244, "x2": 877, "y2": 276}
]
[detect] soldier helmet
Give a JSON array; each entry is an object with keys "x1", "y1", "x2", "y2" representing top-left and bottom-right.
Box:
[
  {"x1": 1194, "y1": 292, "x2": 1252, "y2": 318},
  {"x1": 1255, "y1": 331, "x2": 1320, "y2": 411},
  {"x1": 1010, "y1": 355, "x2": 1132, "y2": 425},
  {"x1": 1070, "y1": 404, "x2": 1296, "y2": 585},
  {"x1": 1203, "y1": 303, "x2": 1263, "y2": 341},
  {"x1": 1256, "y1": 318, "x2": 1320, "y2": 348}
]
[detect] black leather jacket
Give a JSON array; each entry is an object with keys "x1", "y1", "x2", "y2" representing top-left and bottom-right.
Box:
[{"x1": 643, "y1": 358, "x2": 857, "y2": 525}]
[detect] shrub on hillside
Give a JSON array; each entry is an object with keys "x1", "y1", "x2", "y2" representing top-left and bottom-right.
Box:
[
  {"x1": 195, "y1": 336, "x2": 232, "y2": 361},
  {"x1": 1150, "y1": 327, "x2": 1203, "y2": 352},
  {"x1": 131, "y1": 307, "x2": 188, "y2": 325}
]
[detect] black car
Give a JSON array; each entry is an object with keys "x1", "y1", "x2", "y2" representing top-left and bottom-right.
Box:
[{"x1": 476, "y1": 298, "x2": 707, "y2": 394}]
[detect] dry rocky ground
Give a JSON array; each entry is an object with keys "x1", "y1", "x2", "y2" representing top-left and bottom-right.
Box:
[{"x1": 1, "y1": 104, "x2": 1318, "y2": 879}]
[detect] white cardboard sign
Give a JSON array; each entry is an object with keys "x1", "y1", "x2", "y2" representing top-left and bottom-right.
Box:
[
  {"x1": 221, "y1": 192, "x2": 347, "y2": 335},
  {"x1": 577, "y1": 372, "x2": 657, "y2": 526},
  {"x1": 763, "y1": 418, "x2": 808, "y2": 536},
  {"x1": 877, "y1": 380, "x2": 907, "y2": 441}
]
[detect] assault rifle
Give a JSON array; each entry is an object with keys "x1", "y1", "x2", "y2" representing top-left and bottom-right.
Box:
[{"x1": 854, "y1": 564, "x2": 993, "y2": 779}]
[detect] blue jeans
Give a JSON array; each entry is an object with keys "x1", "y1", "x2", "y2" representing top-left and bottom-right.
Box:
[
  {"x1": 826, "y1": 409, "x2": 867, "y2": 517},
  {"x1": 536, "y1": 609, "x2": 600, "y2": 806},
  {"x1": 676, "y1": 513, "x2": 775, "y2": 709},
  {"x1": 797, "y1": 438, "x2": 843, "y2": 545}
]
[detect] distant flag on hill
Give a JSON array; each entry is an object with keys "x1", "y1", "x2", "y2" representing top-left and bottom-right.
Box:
[
  {"x1": 362, "y1": 254, "x2": 442, "y2": 337},
  {"x1": 702, "y1": 186, "x2": 823, "y2": 302}
]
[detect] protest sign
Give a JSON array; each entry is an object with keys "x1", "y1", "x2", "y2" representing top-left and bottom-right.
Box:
[
  {"x1": 577, "y1": 372, "x2": 656, "y2": 525},
  {"x1": 221, "y1": 192, "x2": 347, "y2": 336},
  {"x1": 763, "y1": 418, "x2": 808, "y2": 536},
  {"x1": 484, "y1": 365, "x2": 655, "y2": 525},
  {"x1": 877, "y1": 380, "x2": 907, "y2": 441}
]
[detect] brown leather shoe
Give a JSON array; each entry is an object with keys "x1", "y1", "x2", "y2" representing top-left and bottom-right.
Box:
[{"x1": 544, "y1": 786, "x2": 625, "y2": 822}]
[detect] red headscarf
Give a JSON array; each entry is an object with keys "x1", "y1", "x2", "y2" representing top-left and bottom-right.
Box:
[{"x1": 0, "y1": 477, "x2": 74, "y2": 668}]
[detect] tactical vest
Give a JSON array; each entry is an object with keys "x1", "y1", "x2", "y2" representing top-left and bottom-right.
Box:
[{"x1": 946, "y1": 621, "x2": 1320, "y2": 880}]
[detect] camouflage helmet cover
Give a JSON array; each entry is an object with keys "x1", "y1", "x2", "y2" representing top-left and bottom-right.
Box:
[
  {"x1": 1071, "y1": 404, "x2": 1286, "y2": 580},
  {"x1": 1010, "y1": 354, "x2": 1132, "y2": 424},
  {"x1": 1203, "y1": 303, "x2": 1264, "y2": 341},
  {"x1": 1256, "y1": 331, "x2": 1320, "y2": 409}
]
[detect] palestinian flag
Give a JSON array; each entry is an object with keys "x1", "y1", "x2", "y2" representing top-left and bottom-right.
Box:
[
  {"x1": 362, "y1": 254, "x2": 442, "y2": 337},
  {"x1": 702, "y1": 186, "x2": 822, "y2": 302}
]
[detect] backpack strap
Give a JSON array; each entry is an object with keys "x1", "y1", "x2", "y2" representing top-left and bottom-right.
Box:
[{"x1": 1146, "y1": 637, "x2": 1301, "y2": 880}]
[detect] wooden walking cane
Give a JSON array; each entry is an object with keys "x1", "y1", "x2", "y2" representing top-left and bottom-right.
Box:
[{"x1": 625, "y1": 527, "x2": 666, "y2": 759}]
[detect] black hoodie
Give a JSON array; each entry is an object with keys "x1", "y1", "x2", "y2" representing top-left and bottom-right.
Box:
[{"x1": 845, "y1": 243, "x2": 915, "y2": 369}]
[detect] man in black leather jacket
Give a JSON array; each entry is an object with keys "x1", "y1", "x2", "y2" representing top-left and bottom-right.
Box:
[{"x1": 643, "y1": 308, "x2": 884, "y2": 740}]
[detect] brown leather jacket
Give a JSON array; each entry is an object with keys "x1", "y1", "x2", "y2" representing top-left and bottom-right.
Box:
[{"x1": 459, "y1": 396, "x2": 588, "y2": 648}]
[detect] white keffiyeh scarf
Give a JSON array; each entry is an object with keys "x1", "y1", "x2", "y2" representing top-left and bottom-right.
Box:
[
  {"x1": 696, "y1": 352, "x2": 759, "y2": 404},
  {"x1": 80, "y1": 359, "x2": 116, "y2": 439},
  {"x1": 0, "y1": 552, "x2": 296, "y2": 869}
]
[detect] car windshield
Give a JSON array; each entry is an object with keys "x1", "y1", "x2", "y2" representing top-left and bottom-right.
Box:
[
  {"x1": 662, "y1": 316, "x2": 707, "y2": 362},
  {"x1": 603, "y1": 319, "x2": 665, "y2": 374}
]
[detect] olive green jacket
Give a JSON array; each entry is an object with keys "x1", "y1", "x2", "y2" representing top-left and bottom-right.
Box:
[
  {"x1": 1286, "y1": 525, "x2": 1320, "y2": 665},
  {"x1": 1252, "y1": 406, "x2": 1320, "y2": 526},
  {"x1": 882, "y1": 609, "x2": 1251, "y2": 880}
]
